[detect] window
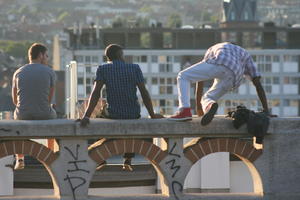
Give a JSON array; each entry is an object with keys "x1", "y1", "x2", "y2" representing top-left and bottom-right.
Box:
[
  {"x1": 75, "y1": 55, "x2": 83, "y2": 62},
  {"x1": 86, "y1": 86, "x2": 91, "y2": 94},
  {"x1": 133, "y1": 56, "x2": 140, "y2": 63},
  {"x1": 158, "y1": 77, "x2": 174, "y2": 95},
  {"x1": 141, "y1": 55, "x2": 147, "y2": 63},
  {"x1": 86, "y1": 66, "x2": 91, "y2": 73},
  {"x1": 284, "y1": 55, "x2": 291, "y2": 62},
  {"x1": 292, "y1": 56, "x2": 298, "y2": 62},
  {"x1": 284, "y1": 77, "x2": 298, "y2": 84},
  {"x1": 152, "y1": 100, "x2": 159, "y2": 107},
  {"x1": 264, "y1": 85, "x2": 272, "y2": 93},
  {"x1": 151, "y1": 56, "x2": 158, "y2": 63},
  {"x1": 167, "y1": 86, "x2": 173, "y2": 94},
  {"x1": 273, "y1": 77, "x2": 279, "y2": 84},
  {"x1": 78, "y1": 78, "x2": 84, "y2": 84},
  {"x1": 152, "y1": 78, "x2": 158, "y2": 84},
  {"x1": 258, "y1": 55, "x2": 264, "y2": 62},
  {"x1": 85, "y1": 56, "x2": 91, "y2": 63},
  {"x1": 230, "y1": 11, "x2": 235, "y2": 20},
  {"x1": 160, "y1": 99, "x2": 165, "y2": 106},
  {"x1": 158, "y1": 56, "x2": 166, "y2": 63},
  {"x1": 283, "y1": 99, "x2": 290, "y2": 106},
  {"x1": 265, "y1": 64, "x2": 271, "y2": 72},
  {"x1": 273, "y1": 55, "x2": 280, "y2": 62},
  {"x1": 92, "y1": 56, "x2": 98, "y2": 63},
  {"x1": 174, "y1": 56, "x2": 181, "y2": 63},
  {"x1": 244, "y1": 12, "x2": 249, "y2": 20},
  {"x1": 86, "y1": 78, "x2": 91, "y2": 84},
  {"x1": 125, "y1": 56, "x2": 133, "y2": 63}
]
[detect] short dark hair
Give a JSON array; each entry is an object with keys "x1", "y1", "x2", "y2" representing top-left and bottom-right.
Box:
[
  {"x1": 28, "y1": 43, "x2": 47, "y2": 61},
  {"x1": 104, "y1": 44, "x2": 123, "y2": 61}
]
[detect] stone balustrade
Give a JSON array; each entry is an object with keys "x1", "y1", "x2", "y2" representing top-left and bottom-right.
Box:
[{"x1": 0, "y1": 116, "x2": 299, "y2": 200}]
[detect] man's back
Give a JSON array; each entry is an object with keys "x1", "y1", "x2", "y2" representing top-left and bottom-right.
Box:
[
  {"x1": 13, "y1": 63, "x2": 56, "y2": 119},
  {"x1": 95, "y1": 60, "x2": 144, "y2": 119}
]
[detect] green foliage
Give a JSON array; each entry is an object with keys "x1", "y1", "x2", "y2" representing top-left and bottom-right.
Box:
[
  {"x1": 0, "y1": 40, "x2": 33, "y2": 59},
  {"x1": 57, "y1": 11, "x2": 69, "y2": 22},
  {"x1": 141, "y1": 33, "x2": 150, "y2": 48},
  {"x1": 167, "y1": 13, "x2": 182, "y2": 28},
  {"x1": 139, "y1": 5, "x2": 153, "y2": 13}
]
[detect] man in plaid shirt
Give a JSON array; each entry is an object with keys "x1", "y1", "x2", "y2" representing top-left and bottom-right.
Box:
[{"x1": 169, "y1": 42, "x2": 271, "y2": 125}]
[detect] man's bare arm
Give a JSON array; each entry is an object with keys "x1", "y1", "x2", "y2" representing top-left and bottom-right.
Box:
[
  {"x1": 82, "y1": 81, "x2": 104, "y2": 119},
  {"x1": 12, "y1": 87, "x2": 17, "y2": 106},
  {"x1": 49, "y1": 87, "x2": 54, "y2": 104},
  {"x1": 252, "y1": 77, "x2": 269, "y2": 113},
  {"x1": 137, "y1": 82, "x2": 163, "y2": 118},
  {"x1": 195, "y1": 81, "x2": 204, "y2": 116}
]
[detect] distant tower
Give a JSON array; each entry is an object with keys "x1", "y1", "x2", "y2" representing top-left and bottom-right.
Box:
[
  {"x1": 220, "y1": 0, "x2": 259, "y2": 47},
  {"x1": 221, "y1": 0, "x2": 259, "y2": 28},
  {"x1": 52, "y1": 34, "x2": 61, "y2": 71}
]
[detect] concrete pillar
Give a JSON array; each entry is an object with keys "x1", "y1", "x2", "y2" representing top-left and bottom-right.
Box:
[
  {"x1": 0, "y1": 156, "x2": 14, "y2": 196},
  {"x1": 159, "y1": 138, "x2": 192, "y2": 200},
  {"x1": 50, "y1": 139, "x2": 97, "y2": 200}
]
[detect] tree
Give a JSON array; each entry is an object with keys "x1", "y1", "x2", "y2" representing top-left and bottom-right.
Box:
[
  {"x1": 167, "y1": 13, "x2": 182, "y2": 28},
  {"x1": 0, "y1": 40, "x2": 33, "y2": 60}
]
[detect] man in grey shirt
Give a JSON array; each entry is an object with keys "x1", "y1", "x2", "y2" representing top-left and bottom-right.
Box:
[{"x1": 12, "y1": 43, "x2": 56, "y2": 169}]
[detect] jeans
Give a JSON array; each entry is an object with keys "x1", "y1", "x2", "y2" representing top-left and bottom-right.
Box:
[{"x1": 177, "y1": 61, "x2": 234, "y2": 111}]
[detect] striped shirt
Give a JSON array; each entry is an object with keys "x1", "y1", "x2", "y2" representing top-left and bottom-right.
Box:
[
  {"x1": 95, "y1": 60, "x2": 144, "y2": 119},
  {"x1": 203, "y1": 42, "x2": 261, "y2": 87}
]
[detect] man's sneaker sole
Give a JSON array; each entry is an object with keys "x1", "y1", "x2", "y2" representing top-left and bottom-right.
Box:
[
  {"x1": 167, "y1": 117, "x2": 192, "y2": 121},
  {"x1": 201, "y1": 103, "x2": 218, "y2": 126}
]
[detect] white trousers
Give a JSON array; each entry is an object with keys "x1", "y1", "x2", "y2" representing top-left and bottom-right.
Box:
[{"x1": 177, "y1": 61, "x2": 234, "y2": 111}]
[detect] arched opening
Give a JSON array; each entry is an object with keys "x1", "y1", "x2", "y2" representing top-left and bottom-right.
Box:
[
  {"x1": 0, "y1": 140, "x2": 58, "y2": 197},
  {"x1": 87, "y1": 139, "x2": 168, "y2": 197},
  {"x1": 183, "y1": 138, "x2": 263, "y2": 195}
]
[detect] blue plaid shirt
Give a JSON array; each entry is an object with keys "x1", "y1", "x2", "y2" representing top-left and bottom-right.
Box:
[{"x1": 95, "y1": 60, "x2": 144, "y2": 119}]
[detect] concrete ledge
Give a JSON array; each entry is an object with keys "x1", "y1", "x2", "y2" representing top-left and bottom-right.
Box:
[
  {"x1": 0, "y1": 117, "x2": 299, "y2": 139},
  {"x1": 0, "y1": 194, "x2": 263, "y2": 200}
]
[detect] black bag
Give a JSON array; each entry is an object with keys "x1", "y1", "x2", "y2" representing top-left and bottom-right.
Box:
[{"x1": 227, "y1": 106, "x2": 269, "y2": 144}]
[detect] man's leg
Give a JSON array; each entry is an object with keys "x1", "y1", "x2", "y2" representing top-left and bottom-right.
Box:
[
  {"x1": 47, "y1": 106, "x2": 58, "y2": 151},
  {"x1": 13, "y1": 110, "x2": 25, "y2": 170},
  {"x1": 169, "y1": 62, "x2": 220, "y2": 121},
  {"x1": 201, "y1": 66, "x2": 234, "y2": 125},
  {"x1": 14, "y1": 154, "x2": 25, "y2": 170}
]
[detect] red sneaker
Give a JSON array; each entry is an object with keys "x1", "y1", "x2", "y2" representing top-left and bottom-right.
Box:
[
  {"x1": 201, "y1": 102, "x2": 218, "y2": 126},
  {"x1": 168, "y1": 108, "x2": 192, "y2": 121}
]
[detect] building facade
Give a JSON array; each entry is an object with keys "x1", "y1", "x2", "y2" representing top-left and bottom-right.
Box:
[{"x1": 64, "y1": 26, "x2": 300, "y2": 118}]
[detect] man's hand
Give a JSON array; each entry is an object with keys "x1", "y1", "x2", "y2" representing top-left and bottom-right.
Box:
[
  {"x1": 150, "y1": 113, "x2": 164, "y2": 119},
  {"x1": 269, "y1": 114, "x2": 278, "y2": 117},
  {"x1": 76, "y1": 117, "x2": 90, "y2": 127},
  {"x1": 197, "y1": 109, "x2": 204, "y2": 117}
]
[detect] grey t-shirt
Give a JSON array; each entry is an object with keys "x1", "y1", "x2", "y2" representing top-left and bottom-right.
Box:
[{"x1": 13, "y1": 63, "x2": 56, "y2": 119}]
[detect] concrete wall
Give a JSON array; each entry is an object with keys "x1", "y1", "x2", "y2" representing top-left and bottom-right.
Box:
[{"x1": 0, "y1": 117, "x2": 299, "y2": 200}]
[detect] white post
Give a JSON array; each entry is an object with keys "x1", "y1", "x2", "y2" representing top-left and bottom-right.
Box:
[{"x1": 65, "y1": 61, "x2": 78, "y2": 119}]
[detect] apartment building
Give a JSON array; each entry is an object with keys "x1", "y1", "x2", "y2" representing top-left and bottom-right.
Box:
[{"x1": 64, "y1": 26, "x2": 300, "y2": 118}]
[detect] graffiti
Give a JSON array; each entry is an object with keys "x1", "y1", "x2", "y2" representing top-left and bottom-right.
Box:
[
  {"x1": 64, "y1": 175, "x2": 86, "y2": 197},
  {"x1": 165, "y1": 159, "x2": 180, "y2": 178},
  {"x1": 64, "y1": 144, "x2": 90, "y2": 200},
  {"x1": 0, "y1": 128, "x2": 11, "y2": 132},
  {"x1": 0, "y1": 128, "x2": 20, "y2": 135},
  {"x1": 172, "y1": 181, "x2": 183, "y2": 200},
  {"x1": 65, "y1": 145, "x2": 89, "y2": 173},
  {"x1": 165, "y1": 142, "x2": 183, "y2": 200}
]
